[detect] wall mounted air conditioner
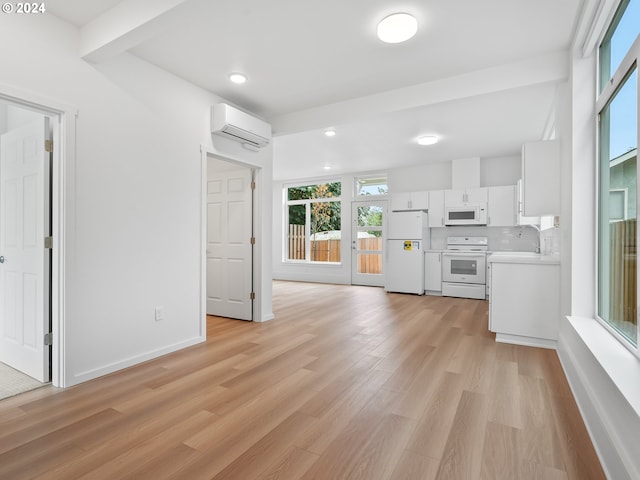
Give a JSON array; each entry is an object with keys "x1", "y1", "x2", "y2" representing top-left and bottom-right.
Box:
[{"x1": 211, "y1": 103, "x2": 271, "y2": 148}]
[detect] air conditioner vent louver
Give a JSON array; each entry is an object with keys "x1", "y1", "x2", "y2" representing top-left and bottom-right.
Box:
[{"x1": 211, "y1": 103, "x2": 271, "y2": 148}]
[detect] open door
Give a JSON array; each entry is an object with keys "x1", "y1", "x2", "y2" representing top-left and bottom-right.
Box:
[
  {"x1": 206, "y1": 166, "x2": 253, "y2": 321},
  {"x1": 0, "y1": 117, "x2": 50, "y2": 382}
]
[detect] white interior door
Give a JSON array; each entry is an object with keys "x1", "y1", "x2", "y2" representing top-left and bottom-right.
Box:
[
  {"x1": 206, "y1": 167, "x2": 253, "y2": 320},
  {"x1": 351, "y1": 200, "x2": 386, "y2": 287},
  {"x1": 0, "y1": 117, "x2": 50, "y2": 382}
]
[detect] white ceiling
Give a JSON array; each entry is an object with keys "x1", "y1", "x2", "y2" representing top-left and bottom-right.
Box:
[{"x1": 46, "y1": 0, "x2": 583, "y2": 180}]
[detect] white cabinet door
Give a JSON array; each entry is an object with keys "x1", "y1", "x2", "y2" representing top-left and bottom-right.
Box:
[
  {"x1": 489, "y1": 262, "x2": 560, "y2": 341},
  {"x1": 428, "y1": 190, "x2": 445, "y2": 227},
  {"x1": 444, "y1": 187, "x2": 487, "y2": 206},
  {"x1": 466, "y1": 187, "x2": 488, "y2": 204},
  {"x1": 522, "y1": 139, "x2": 560, "y2": 216},
  {"x1": 390, "y1": 191, "x2": 428, "y2": 211},
  {"x1": 444, "y1": 189, "x2": 465, "y2": 206},
  {"x1": 411, "y1": 191, "x2": 429, "y2": 210},
  {"x1": 390, "y1": 192, "x2": 411, "y2": 211},
  {"x1": 516, "y1": 179, "x2": 540, "y2": 225},
  {"x1": 487, "y1": 185, "x2": 516, "y2": 226},
  {"x1": 424, "y1": 252, "x2": 442, "y2": 292}
]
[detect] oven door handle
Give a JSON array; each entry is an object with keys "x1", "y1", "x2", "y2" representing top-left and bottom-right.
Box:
[{"x1": 442, "y1": 252, "x2": 486, "y2": 257}]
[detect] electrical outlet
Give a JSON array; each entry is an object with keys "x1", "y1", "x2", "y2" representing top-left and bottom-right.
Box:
[{"x1": 155, "y1": 306, "x2": 164, "y2": 322}]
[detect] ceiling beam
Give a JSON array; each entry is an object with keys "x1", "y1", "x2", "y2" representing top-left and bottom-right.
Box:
[
  {"x1": 269, "y1": 50, "x2": 570, "y2": 136},
  {"x1": 80, "y1": 0, "x2": 194, "y2": 63}
]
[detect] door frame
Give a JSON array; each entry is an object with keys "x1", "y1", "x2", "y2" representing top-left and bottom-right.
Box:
[
  {"x1": 205, "y1": 161, "x2": 254, "y2": 321},
  {"x1": 0, "y1": 86, "x2": 75, "y2": 388},
  {"x1": 200, "y1": 146, "x2": 261, "y2": 331}
]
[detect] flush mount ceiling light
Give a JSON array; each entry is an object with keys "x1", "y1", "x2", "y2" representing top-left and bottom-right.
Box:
[
  {"x1": 228, "y1": 72, "x2": 247, "y2": 84},
  {"x1": 377, "y1": 13, "x2": 418, "y2": 43},
  {"x1": 417, "y1": 135, "x2": 438, "y2": 146},
  {"x1": 323, "y1": 165, "x2": 332, "y2": 170},
  {"x1": 324, "y1": 129, "x2": 336, "y2": 137}
]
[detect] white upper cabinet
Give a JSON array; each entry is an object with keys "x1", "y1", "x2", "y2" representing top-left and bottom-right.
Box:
[
  {"x1": 487, "y1": 185, "x2": 516, "y2": 227},
  {"x1": 521, "y1": 139, "x2": 560, "y2": 216},
  {"x1": 428, "y1": 190, "x2": 445, "y2": 227},
  {"x1": 390, "y1": 191, "x2": 428, "y2": 211},
  {"x1": 444, "y1": 187, "x2": 488, "y2": 206}
]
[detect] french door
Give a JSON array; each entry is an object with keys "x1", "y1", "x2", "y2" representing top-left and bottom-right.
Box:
[{"x1": 351, "y1": 200, "x2": 386, "y2": 286}]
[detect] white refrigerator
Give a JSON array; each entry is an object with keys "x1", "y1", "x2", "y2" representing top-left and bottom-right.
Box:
[{"x1": 385, "y1": 211, "x2": 429, "y2": 294}]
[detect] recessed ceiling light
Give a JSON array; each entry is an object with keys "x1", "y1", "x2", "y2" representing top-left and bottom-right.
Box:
[
  {"x1": 377, "y1": 13, "x2": 418, "y2": 43},
  {"x1": 417, "y1": 135, "x2": 438, "y2": 146},
  {"x1": 323, "y1": 165, "x2": 332, "y2": 170},
  {"x1": 324, "y1": 129, "x2": 336, "y2": 137},
  {"x1": 228, "y1": 72, "x2": 247, "y2": 84}
]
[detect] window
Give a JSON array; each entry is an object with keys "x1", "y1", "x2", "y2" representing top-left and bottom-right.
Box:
[
  {"x1": 597, "y1": 0, "x2": 639, "y2": 349},
  {"x1": 285, "y1": 182, "x2": 342, "y2": 263},
  {"x1": 599, "y1": 0, "x2": 640, "y2": 92},
  {"x1": 355, "y1": 175, "x2": 388, "y2": 196}
]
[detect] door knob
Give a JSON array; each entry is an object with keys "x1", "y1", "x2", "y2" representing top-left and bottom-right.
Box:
[{"x1": 0, "y1": 256, "x2": 4, "y2": 263}]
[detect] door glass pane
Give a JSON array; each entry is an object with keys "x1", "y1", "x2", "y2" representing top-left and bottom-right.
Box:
[
  {"x1": 598, "y1": 68, "x2": 638, "y2": 346},
  {"x1": 357, "y1": 205, "x2": 383, "y2": 227},
  {"x1": 357, "y1": 253, "x2": 382, "y2": 274},
  {"x1": 357, "y1": 230, "x2": 383, "y2": 252}
]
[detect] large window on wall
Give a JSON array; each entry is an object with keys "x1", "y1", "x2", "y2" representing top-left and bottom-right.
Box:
[
  {"x1": 597, "y1": 0, "x2": 639, "y2": 349},
  {"x1": 285, "y1": 182, "x2": 342, "y2": 263}
]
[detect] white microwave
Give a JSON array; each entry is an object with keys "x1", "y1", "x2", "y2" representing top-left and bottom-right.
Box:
[{"x1": 444, "y1": 204, "x2": 487, "y2": 226}]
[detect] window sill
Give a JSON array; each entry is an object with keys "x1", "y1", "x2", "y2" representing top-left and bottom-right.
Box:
[{"x1": 567, "y1": 316, "x2": 640, "y2": 418}]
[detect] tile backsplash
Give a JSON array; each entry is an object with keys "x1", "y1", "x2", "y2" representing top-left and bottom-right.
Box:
[{"x1": 429, "y1": 225, "x2": 556, "y2": 253}]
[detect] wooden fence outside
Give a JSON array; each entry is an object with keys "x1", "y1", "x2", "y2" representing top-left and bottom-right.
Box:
[
  {"x1": 609, "y1": 219, "x2": 636, "y2": 332},
  {"x1": 288, "y1": 224, "x2": 306, "y2": 260},
  {"x1": 287, "y1": 224, "x2": 382, "y2": 274}
]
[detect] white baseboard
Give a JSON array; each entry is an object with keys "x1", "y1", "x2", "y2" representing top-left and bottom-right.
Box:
[
  {"x1": 66, "y1": 336, "x2": 205, "y2": 387},
  {"x1": 495, "y1": 332, "x2": 557, "y2": 349}
]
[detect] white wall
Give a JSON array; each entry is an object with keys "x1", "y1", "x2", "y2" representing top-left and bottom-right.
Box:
[
  {"x1": 0, "y1": 13, "x2": 273, "y2": 386},
  {"x1": 388, "y1": 161, "x2": 451, "y2": 192},
  {"x1": 480, "y1": 155, "x2": 521, "y2": 187}
]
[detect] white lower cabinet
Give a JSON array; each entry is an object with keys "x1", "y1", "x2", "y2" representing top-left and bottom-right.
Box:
[
  {"x1": 424, "y1": 251, "x2": 442, "y2": 294},
  {"x1": 489, "y1": 259, "x2": 560, "y2": 348}
]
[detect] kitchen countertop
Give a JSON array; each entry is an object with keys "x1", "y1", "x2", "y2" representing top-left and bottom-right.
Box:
[{"x1": 488, "y1": 252, "x2": 560, "y2": 265}]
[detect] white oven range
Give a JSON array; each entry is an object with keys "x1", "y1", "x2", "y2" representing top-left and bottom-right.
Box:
[{"x1": 441, "y1": 236, "x2": 487, "y2": 300}]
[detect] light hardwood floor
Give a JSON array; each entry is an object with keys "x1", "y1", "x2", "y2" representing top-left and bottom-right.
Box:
[{"x1": 0, "y1": 281, "x2": 605, "y2": 479}]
